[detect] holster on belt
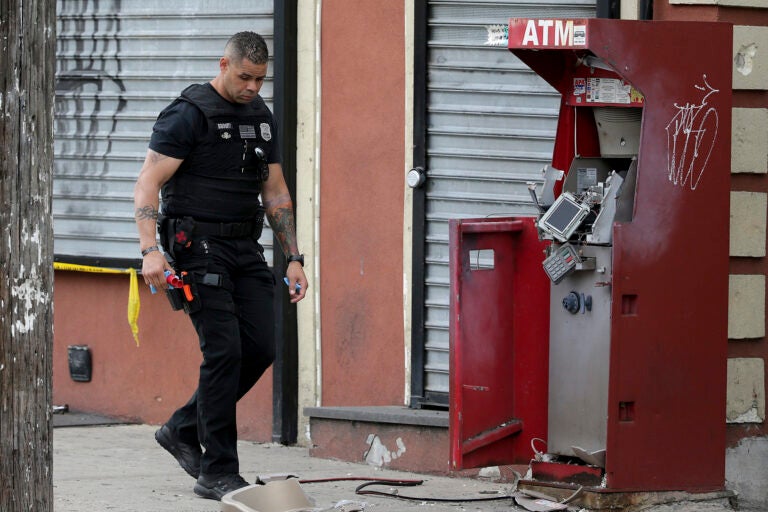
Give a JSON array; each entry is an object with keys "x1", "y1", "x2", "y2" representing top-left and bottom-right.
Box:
[
  {"x1": 180, "y1": 271, "x2": 201, "y2": 314},
  {"x1": 252, "y1": 206, "x2": 266, "y2": 240},
  {"x1": 160, "y1": 211, "x2": 265, "y2": 242},
  {"x1": 163, "y1": 272, "x2": 201, "y2": 314},
  {"x1": 165, "y1": 287, "x2": 185, "y2": 311}
]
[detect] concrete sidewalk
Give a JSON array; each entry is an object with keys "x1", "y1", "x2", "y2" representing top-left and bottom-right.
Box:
[{"x1": 53, "y1": 424, "x2": 738, "y2": 512}]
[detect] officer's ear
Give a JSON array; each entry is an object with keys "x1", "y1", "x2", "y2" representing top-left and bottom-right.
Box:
[{"x1": 219, "y1": 56, "x2": 230, "y2": 74}]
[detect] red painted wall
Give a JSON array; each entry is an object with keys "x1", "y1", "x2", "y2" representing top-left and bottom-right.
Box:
[
  {"x1": 319, "y1": 1, "x2": 406, "y2": 405},
  {"x1": 53, "y1": 271, "x2": 273, "y2": 440},
  {"x1": 656, "y1": 0, "x2": 768, "y2": 447}
]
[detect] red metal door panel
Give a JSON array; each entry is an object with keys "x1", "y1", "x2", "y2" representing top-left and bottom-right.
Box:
[{"x1": 449, "y1": 217, "x2": 550, "y2": 470}]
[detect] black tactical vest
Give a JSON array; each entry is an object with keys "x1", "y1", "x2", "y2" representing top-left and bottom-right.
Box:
[{"x1": 161, "y1": 83, "x2": 275, "y2": 222}]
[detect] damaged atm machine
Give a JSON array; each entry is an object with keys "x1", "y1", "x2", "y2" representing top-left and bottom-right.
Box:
[{"x1": 448, "y1": 17, "x2": 733, "y2": 506}]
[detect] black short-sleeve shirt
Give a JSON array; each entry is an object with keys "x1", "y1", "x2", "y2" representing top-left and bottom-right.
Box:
[{"x1": 149, "y1": 83, "x2": 281, "y2": 164}]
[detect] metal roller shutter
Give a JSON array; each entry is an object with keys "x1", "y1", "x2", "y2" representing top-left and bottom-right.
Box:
[
  {"x1": 54, "y1": 1, "x2": 276, "y2": 263},
  {"x1": 421, "y1": 0, "x2": 596, "y2": 403}
]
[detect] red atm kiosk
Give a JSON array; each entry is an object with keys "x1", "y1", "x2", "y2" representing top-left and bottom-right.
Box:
[{"x1": 449, "y1": 18, "x2": 732, "y2": 497}]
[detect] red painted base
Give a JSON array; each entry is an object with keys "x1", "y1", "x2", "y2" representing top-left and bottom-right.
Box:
[{"x1": 530, "y1": 460, "x2": 603, "y2": 487}]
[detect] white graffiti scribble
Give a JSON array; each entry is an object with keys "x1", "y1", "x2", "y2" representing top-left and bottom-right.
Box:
[{"x1": 665, "y1": 74, "x2": 719, "y2": 191}]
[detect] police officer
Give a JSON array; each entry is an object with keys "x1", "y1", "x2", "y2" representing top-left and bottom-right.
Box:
[{"x1": 133, "y1": 32, "x2": 307, "y2": 501}]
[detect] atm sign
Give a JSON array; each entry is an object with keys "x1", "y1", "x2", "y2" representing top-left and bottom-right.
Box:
[{"x1": 509, "y1": 19, "x2": 587, "y2": 48}]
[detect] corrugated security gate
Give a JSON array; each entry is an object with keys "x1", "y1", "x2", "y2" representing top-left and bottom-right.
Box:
[
  {"x1": 54, "y1": 0, "x2": 276, "y2": 263},
  {"x1": 420, "y1": 0, "x2": 596, "y2": 404}
]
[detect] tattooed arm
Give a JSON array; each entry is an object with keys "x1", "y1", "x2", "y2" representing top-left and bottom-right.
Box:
[
  {"x1": 133, "y1": 149, "x2": 183, "y2": 291},
  {"x1": 262, "y1": 162, "x2": 308, "y2": 302}
]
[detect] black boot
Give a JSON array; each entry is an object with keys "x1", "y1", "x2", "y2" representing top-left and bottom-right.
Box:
[
  {"x1": 154, "y1": 424, "x2": 202, "y2": 479},
  {"x1": 193, "y1": 473, "x2": 250, "y2": 500}
]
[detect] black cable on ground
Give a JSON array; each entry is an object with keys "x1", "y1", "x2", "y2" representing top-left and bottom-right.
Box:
[
  {"x1": 300, "y1": 476, "x2": 515, "y2": 504},
  {"x1": 299, "y1": 476, "x2": 423, "y2": 485},
  {"x1": 354, "y1": 480, "x2": 513, "y2": 503}
]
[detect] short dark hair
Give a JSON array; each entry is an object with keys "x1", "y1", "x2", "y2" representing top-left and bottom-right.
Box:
[{"x1": 225, "y1": 32, "x2": 269, "y2": 65}]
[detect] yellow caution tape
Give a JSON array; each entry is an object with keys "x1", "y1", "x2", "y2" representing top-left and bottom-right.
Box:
[
  {"x1": 127, "y1": 268, "x2": 140, "y2": 346},
  {"x1": 53, "y1": 262, "x2": 142, "y2": 347}
]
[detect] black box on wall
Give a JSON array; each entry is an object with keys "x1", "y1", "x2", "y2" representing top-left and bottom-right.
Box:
[{"x1": 67, "y1": 345, "x2": 92, "y2": 382}]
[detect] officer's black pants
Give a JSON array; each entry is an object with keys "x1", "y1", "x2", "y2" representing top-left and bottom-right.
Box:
[{"x1": 164, "y1": 235, "x2": 275, "y2": 476}]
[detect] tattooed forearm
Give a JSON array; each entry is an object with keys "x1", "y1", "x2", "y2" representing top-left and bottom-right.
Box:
[
  {"x1": 135, "y1": 205, "x2": 159, "y2": 221},
  {"x1": 266, "y1": 204, "x2": 298, "y2": 256}
]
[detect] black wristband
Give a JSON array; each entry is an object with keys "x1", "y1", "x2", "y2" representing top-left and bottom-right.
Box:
[
  {"x1": 287, "y1": 254, "x2": 304, "y2": 267},
  {"x1": 141, "y1": 245, "x2": 159, "y2": 257}
]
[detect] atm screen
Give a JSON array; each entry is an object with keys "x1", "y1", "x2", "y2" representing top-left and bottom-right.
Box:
[
  {"x1": 538, "y1": 192, "x2": 590, "y2": 241},
  {"x1": 545, "y1": 199, "x2": 581, "y2": 233}
]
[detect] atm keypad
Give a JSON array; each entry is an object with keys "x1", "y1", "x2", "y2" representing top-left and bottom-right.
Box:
[{"x1": 543, "y1": 243, "x2": 580, "y2": 284}]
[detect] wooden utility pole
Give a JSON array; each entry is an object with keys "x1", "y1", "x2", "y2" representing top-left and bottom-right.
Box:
[{"x1": 0, "y1": 1, "x2": 56, "y2": 510}]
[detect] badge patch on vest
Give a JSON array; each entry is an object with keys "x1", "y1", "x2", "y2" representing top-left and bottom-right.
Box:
[
  {"x1": 260, "y1": 123, "x2": 272, "y2": 141},
  {"x1": 239, "y1": 124, "x2": 257, "y2": 139},
  {"x1": 218, "y1": 122, "x2": 234, "y2": 140}
]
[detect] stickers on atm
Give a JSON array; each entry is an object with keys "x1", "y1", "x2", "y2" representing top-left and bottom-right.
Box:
[
  {"x1": 573, "y1": 78, "x2": 586, "y2": 96},
  {"x1": 573, "y1": 25, "x2": 587, "y2": 46},
  {"x1": 587, "y1": 78, "x2": 632, "y2": 104}
]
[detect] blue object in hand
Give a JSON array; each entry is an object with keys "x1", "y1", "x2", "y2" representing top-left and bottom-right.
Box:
[{"x1": 283, "y1": 277, "x2": 301, "y2": 292}]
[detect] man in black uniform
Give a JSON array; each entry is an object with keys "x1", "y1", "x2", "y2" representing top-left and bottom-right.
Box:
[{"x1": 133, "y1": 32, "x2": 307, "y2": 501}]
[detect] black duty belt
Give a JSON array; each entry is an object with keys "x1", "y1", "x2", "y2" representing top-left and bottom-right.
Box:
[{"x1": 191, "y1": 219, "x2": 259, "y2": 238}]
